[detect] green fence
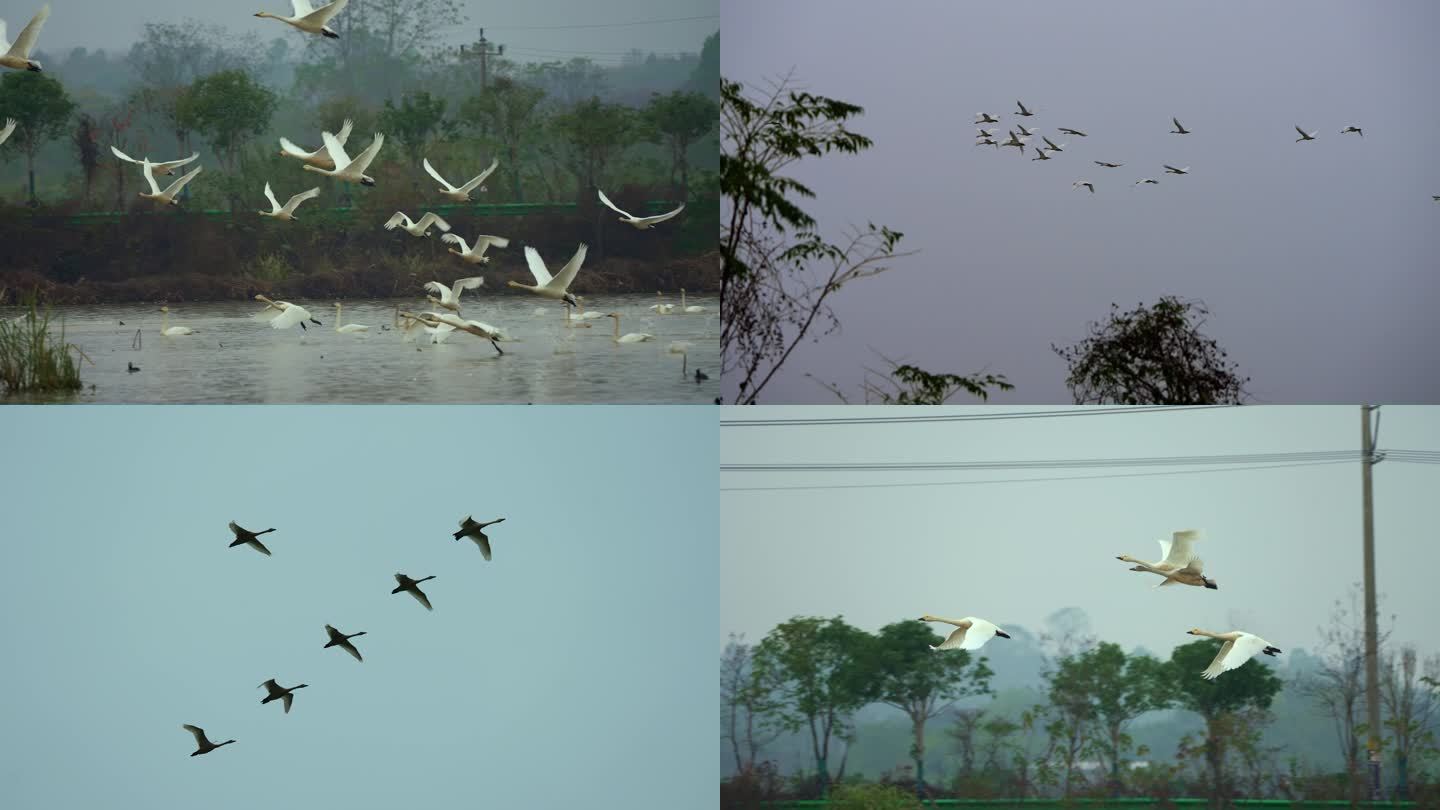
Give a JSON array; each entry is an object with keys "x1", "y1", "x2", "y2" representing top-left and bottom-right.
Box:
[
  {"x1": 766, "y1": 795, "x2": 1416, "y2": 801},
  {"x1": 46, "y1": 199, "x2": 680, "y2": 226}
]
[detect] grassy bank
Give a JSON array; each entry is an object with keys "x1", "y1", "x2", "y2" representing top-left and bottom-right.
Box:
[{"x1": 0, "y1": 299, "x2": 85, "y2": 394}]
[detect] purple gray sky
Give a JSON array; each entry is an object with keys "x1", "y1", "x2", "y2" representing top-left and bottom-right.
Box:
[{"x1": 722, "y1": 0, "x2": 1440, "y2": 404}]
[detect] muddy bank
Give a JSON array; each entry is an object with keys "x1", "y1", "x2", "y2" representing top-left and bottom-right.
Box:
[{"x1": 0, "y1": 204, "x2": 718, "y2": 304}]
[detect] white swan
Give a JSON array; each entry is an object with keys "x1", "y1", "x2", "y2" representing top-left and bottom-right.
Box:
[
  {"x1": 605, "y1": 312, "x2": 654, "y2": 344},
  {"x1": 975, "y1": 112, "x2": 999, "y2": 124},
  {"x1": 976, "y1": 138, "x2": 998, "y2": 148},
  {"x1": 410, "y1": 311, "x2": 509, "y2": 354},
  {"x1": 1073, "y1": 181, "x2": 1094, "y2": 194},
  {"x1": 159, "y1": 306, "x2": 193, "y2": 336},
  {"x1": 510, "y1": 244, "x2": 586, "y2": 307},
  {"x1": 1015, "y1": 100, "x2": 1035, "y2": 117},
  {"x1": 384, "y1": 211, "x2": 450, "y2": 237},
  {"x1": 680, "y1": 288, "x2": 707, "y2": 313},
  {"x1": 918, "y1": 615, "x2": 1012, "y2": 651},
  {"x1": 1170, "y1": 117, "x2": 1191, "y2": 134},
  {"x1": 254, "y1": 294, "x2": 322, "y2": 331},
  {"x1": 140, "y1": 162, "x2": 202, "y2": 205},
  {"x1": 111, "y1": 146, "x2": 198, "y2": 177},
  {"x1": 1031, "y1": 149, "x2": 1053, "y2": 161},
  {"x1": 0, "y1": 4, "x2": 49, "y2": 72},
  {"x1": 667, "y1": 340, "x2": 694, "y2": 354},
  {"x1": 1118, "y1": 529, "x2": 1200, "y2": 573},
  {"x1": 649, "y1": 291, "x2": 675, "y2": 314},
  {"x1": 1094, "y1": 161, "x2": 1124, "y2": 168},
  {"x1": 392, "y1": 573, "x2": 436, "y2": 610},
  {"x1": 423, "y1": 277, "x2": 483, "y2": 313},
  {"x1": 1041, "y1": 136, "x2": 1067, "y2": 152},
  {"x1": 1015, "y1": 124, "x2": 1037, "y2": 137},
  {"x1": 259, "y1": 679, "x2": 308, "y2": 714},
  {"x1": 454, "y1": 515, "x2": 505, "y2": 560},
  {"x1": 254, "y1": 0, "x2": 349, "y2": 38},
  {"x1": 570, "y1": 300, "x2": 604, "y2": 320},
  {"x1": 181, "y1": 725, "x2": 235, "y2": 757},
  {"x1": 423, "y1": 156, "x2": 498, "y2": 202},
  {"x1": 976, "y1": 128, "x2": 996, "y2": 139},
  {"x1": 304, "y1": 130, "x2": 382, "y2": 185},
  {"x1": 1163, "y1": 165, "x2": 1189, "y2": 175},
  {"x1": 598, "y1": 189, "x2": 685, "y2": 229},
  {"x1": 258, "y1": 182, "x2": 320, "y2": 220},
  {"x1": 0, "y1": 118, "x2": 14, "y2": 147},
  {"x1": 1341, "y1": 126, "x2": 1363, "y2": 137},
  {"x1": 1295, "y1": 126, "x2": 1317, "y2": 142},
  {"x1": 440, "y1": 233, "x2": 508, "y2": 265},
  {"x1": 323, "y1": 624, "x2": 366, "y2": 662},
  {"x1": 278, "y1": 119, "x2": 352, "y2": 169},
  {"x1": 397, "y1": 311, "x2": 452, "y2": 344},
  {"x1": 1186, "y1": 628, "x2": 1281, "y2": 679},
  {"x1": 1135, "y1": 178, "x2": 1159, "y2": 185},
  {"x1": 1000, "y1": 131, "x2": 1028, "y2": 155},
  {"x1": 331, "y1": 303, "x2": 369, "y2": 333},
  {"x1": 1057, "y1": 127, "x2": 1087, "y2": 137}
]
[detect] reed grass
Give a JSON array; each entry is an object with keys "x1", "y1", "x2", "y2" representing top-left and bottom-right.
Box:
[{"x1": 0, "y1": 296, "x2": 85, "y2": 395}]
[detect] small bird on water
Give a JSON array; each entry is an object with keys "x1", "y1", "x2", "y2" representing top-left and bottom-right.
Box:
[
  {"x1": 127, "y1": 362, "x2": 140, "y2": 373},
  {"x1": 695, "y1": 369, "x2": 709, "y2": 383}
]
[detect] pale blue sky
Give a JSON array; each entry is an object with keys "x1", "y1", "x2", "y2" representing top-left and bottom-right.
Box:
[
  {"x1": 721, "y1": 406, "x2": 1439, "y2": 661},
  {"x1": 0, "y1": 405, "x2": 715, "y2": 809}
]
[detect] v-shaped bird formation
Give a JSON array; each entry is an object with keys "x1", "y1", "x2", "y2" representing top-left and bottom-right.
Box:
[
  {"x1": 923, "y1": 528, "x2": 1282, "y2": 683},
  {"x1": 185, "y1": 511, "x2": 509, "y2": 756}
]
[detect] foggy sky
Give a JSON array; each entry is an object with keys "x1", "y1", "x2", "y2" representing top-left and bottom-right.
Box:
[
  {"x1": 0, "y1": 405, "x2": 716, "y2": 809},
  {"x1": 19, "y1": 0, "x2": 716, "y2": 62},
  {"x1": 721, "y1": 0, "x2": 1440, "y2": 404},
  {"x1": 721, "y1": 406, "x2": 1439, "y2": 663}
]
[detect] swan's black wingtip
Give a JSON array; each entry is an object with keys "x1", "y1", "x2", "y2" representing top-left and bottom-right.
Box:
[
  {"x1": 995, "y1": 630, "x2": 1012, "y2": 639},
  {"x1": 322, "y1": 30, "x2": 340, "y2": 39},
  {"x1": 1263, "y1": 646, "x2": 1282, "y2": 656}
]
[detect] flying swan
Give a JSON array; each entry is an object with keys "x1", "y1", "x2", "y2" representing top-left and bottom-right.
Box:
[
  {"x1": 392, "y1": 574, "x2": 437, "y2": 610},
  {"x1": 424, "y1": 277, "x2": 484, "y2": 313},
  {"x1": 0, "y1": 118, "x2": 13, "y2": 147},
  {"x1": 140, "y1": 162, "x2": 202, "y2": 205},
  {"x1": 1187, "y1": 628, "x2": 1281, "y2": 679},
  {"x1": 278, "y1": 118, "x2": 352, "y2": 169},
  {"x1": 323, "y1": 624, "x2": 366, "y2": 662},
  {"x1": 254, "y1": 294, "x2": 322, "y2": 330},
  {"x1": 1295, "y1": 126, "x2": 1317, "y2": 142},
  {"x1": 258, "y1": 182, "x2": 321, "y2": 220},
  {"x1": 304, "y1": 130, "x2": 383, "y2": 185},
  {"x1": 441, "y1": 233, "x2": 509, "y2": 265},
  {"x1": 454, "y1": 516, "x2": 506, "y2": 560},
  {"x1": 423, "y1": 156, "x2": 498, "y2": 202},
  {"x1": 598, "y1": 189, "x2": 684, "y2": 229},
  {"x1": 509, "y1": 244, "x2": 586, "y2": 307},
  {"x1": 259, "y1": 679, "x2": 308, "y2": 713},
  {"x1": 254, "y1": 0, "x2": 349, "y2": 38},
  {"x1": 0, "y1": 4, "x2": 50, "y2": 72},
  {"x1": 181, "y1": 725, "x2": 235, "y2": 757},
  {"x1": 111, "y1": 146, "x2": 198, "y2": 177},
  {"x1": 228, "y1": 520, "x2": 276, "y2": 555},
  {"x1": 383, "y1": 211, "x2": 450, "y2": 237},
  {"x1": 918, "y1": 615, "x2": 1012, "y2": 650}
]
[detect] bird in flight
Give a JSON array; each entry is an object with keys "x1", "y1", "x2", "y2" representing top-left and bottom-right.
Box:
[
  {"x1": 1073, "y1": 181, "x2": 1095, "y2": 194},
  {"x1": 975, "y1": 112, "x2": 999, "y2": 124},
  {"x1": 1163, "y1": 165, "x2": 1190, "y2": 175},
  {"x1": 1015, "y1": 100, "x2": 1035, "y2": 117},
  {"x1": 1341, "y1": 126, "x2": 1363, "y2": 137},
  {"x1": 1057, "y1": 127, "x2": 1087, "y2": 137},
  {"x1": 1094, "y1": 161, "x2": 1124, "y2": 168},
  {"x1": 1170, "y1": 117, "x2": 1191, "y2": 134},
  {"x1": 1295, "y1": 126, "x2": 1318, "y2": 142},
  {"x1": 1135, "y1": 178, "x2": 1159, "y2": 185}
]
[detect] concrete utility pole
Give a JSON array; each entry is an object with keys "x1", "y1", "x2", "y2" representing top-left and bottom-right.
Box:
[
  {"x1": 1361, "y1": 404, "x2": 1382, "y2": 800},
  {"x1": 460, "y1": 28, "x2": 505, "y2": 92}
]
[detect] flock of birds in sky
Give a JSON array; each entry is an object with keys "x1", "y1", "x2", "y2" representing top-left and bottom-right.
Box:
[
  {"x1": 973, "y1": 100, "x2": 1401, "y2": 196},
  {"x1": 1, "y1": 2, "x2": 710, "y2": 372},
  {"x1": 920, "y1": 529, "x2": 1282, "y2": 681},
  {"x1": 181, "y1": 513, "x2": 508, "y2": 757}
]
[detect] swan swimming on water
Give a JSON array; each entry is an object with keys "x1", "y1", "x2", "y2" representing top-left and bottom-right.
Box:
[
  {"x1": 331, "y1": 303, "x2": 370, "y2": 333},
  {"x1": 606, "y1": 312, "x2": 655, "y2": 344},
  {"x1": 159, "y1": 306, "x2": 193, "y2": 337}
]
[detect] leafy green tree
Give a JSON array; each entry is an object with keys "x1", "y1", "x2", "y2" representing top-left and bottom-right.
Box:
[
  {"x1": 1381, "y1": 645, "x2": 1440, "y2": 801},
  {"x1": 1170, "y1": 638, "x2": 1283, "y2": 806},
  {"x1": 814, "y1": 353, "x2": 1013, "y2": 404},
  {"x1": 549, "y1": 96, "x2": 634, "y2": 208},
  {"x1": 1051, "y1": 296, "x2": 1249, "y2": 404},
  {"x1": 873, "y1": 620, "x2": 994, "y2": 798},
  {"x1": 175, "y1": 70, "x2": 278, "y2": 171},
  {"x1": 721, "y1": 633, "x2": 781, "y2": 773},
  {"x1": 379, "y1": 91, "x2": 453, "y2": 169},
  {"x1": 645, "y1": 90, "x2": 716, "y2": 200},
  {"x1": 72, "y1": 113, "x2": 101, "y2": 204},
  {"x1": 0, "y1": 73, "x2": 76, "y2": 204},
  {"x1": 126, "y1": 20, "x2": 262, "y2": 154},
  {"x1": 687, "y1": 31, "x2": 718, "y2": 98},
  {"x1": 461, "y1": 77, "x2": 546, "y2": 201},
  {"x1": 751, "y1": 616, "x2": 878, "y2": 798}
]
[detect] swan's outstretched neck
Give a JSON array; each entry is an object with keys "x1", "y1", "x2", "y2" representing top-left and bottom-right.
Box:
[{"x1": 506, "y1": 280, "x2": 528, "y2": 290}]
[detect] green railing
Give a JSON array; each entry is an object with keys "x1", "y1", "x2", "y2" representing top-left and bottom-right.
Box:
[
  {"x1": 50, "y1": 200, "x2": 679, "y2": 225},
  {"x1": 766, "y1": 795, "x2": 1416, "y2": 801}
]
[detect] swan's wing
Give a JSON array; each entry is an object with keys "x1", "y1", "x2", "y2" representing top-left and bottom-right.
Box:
[
  {"x1": 278, "y1": 136, "x2": 316, "y2": 159},
  {"x1": 0, "y1": 118, "x2": 16, "y2": 145},
  {"x1": 383, "y1": 211, "x2": 410, "y2": 231},
  {"x1": 7, "y1": 4, "x2": 49, "y2": 59},
  {"x1": 416, "y1": 212, "x2": 451, "y2": 232},
  {"x1": 228, "y1": 521, "x2": 245, "y2": 537},
  {"x1": 423, "y1": 281, "x2": 453, "y2": 301},
  {"x1": 246, "y1": 538, "x2": 272, "y2": 556},
  {"x1": 408, "y1": 587, "x2": 433, "y2": 611},
  {"x1": 268, "y1": 304, "x2": 307, "y2": 330},
  {"x1": 155, "y1": 152, "x2": 199, "y2": 170},
  {"x1": 473, "y1": 235, "x2": 509, "y2": 251},
  {"x1": 303, "y1": 0, "x2": 348, "y2": 26},
  {"x1": 472, "y1": 534, "x2": 492, "y2": 560},
  {"x1": 959, "y1": 619, "x2": 999, "y2": 649},
  {"x1": 422, "y1": 157, "x2": 456, "y2": 191},
  {"x1": 522, "y1": 246, "x2": 554, "y2": 286},
  {"x1": 321, "y1": 130, "x2": 351, "y2": 169},
  {"x1": 182, "y1": 724, "x2": 210, "y2": 746},
  {"x1": 142, "y1": 161, "x2": 162, "y2": 195},
  {"x1": 263, "y1": 182, "x2": 280, "y2": 212},
  {"x1": 0, "y1": 19, "x2": 8, "y2": 53},
  {"x1": 289, "y1": 0, "x2": 317, "y2": 17},
  {"x1": 637, "y1": 204, "x2": 684, "y2": 225},
  {"x1": 334, "y1": 117, "x2": 353, "y2": 146},
  {"x1": 110, "y1": 145, "x2": 141, "y2": 164},
  {"x1": 456, "y1": 157, "x2": 499, "y2": 194},
  {"x1": 1181, "y1": 556, "x2": 1204, "y2": 574},
  {"x1": 1201, "y1": 639, "x2": 1234, "y2": 679},
  {"x1": 1173, "y1": 117, "x2": 1183, "y2": 129},
  {"x1": 282, "y1": 187, "x2": 321, "y2": 213},
  {"x1": 933, "y1": 625, "x2": 969, "y2": 651},
  {"x1": 596, "y1": 188, "x2": 632, "y2": 218},
  {"x1": 1043, "y1": 136, "x2": 1058, "y2": 150},
  {"x1": 544, "y1": 243, "x2": 588, "y2": 292},
  {"x1": 282, "y1": 693, "x2": 294, "y2": 713},
  {"x1": 163, "y1": 166, "x2": 202, "y2": 197},
  {"x1": 440, "y1": 233, "x2": 469, "y2": 252},
  {"x1": 1295, "y1": 125, "x2": 1307, "y2": 137},
  {"x1": 338, "y1": 638, "x2": 363, "y2": 662},
  {"x1": 346, "y1": 132, "x2": 384, "y2": 174},
  {"x1": 1165, "y1": 531, "x2": 1199, "y2": 566},
  {"x1": 454, "y1": 276, "x2": 484, "y2": 293}
]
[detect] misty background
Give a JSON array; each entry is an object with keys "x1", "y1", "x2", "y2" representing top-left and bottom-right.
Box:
[
  {"x1": 720, "y1": 1, "x2": 1440, "y2": 403},
  {"x1": 720, "y1": 406, "x2": 1439, "y2": 780}
]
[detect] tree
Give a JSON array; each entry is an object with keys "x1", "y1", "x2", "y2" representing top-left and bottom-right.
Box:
[
  {"x1": 549, "y1": 96, "x2": 634, "y2": 208},
  {"x1": 0, "y1": 73, "x2": 76, "y2": 205},
  {"x1": 1381, "y1": 645, "x2": 1440, "y2": 800},
  {"x1": 460, "y1": 77, "x2": 546, "y2": 201},
  {"x1": 1052, "y1": 296, "x2": 1249, "y2": 404},
  {"x1": 1170, "y1": 639, "x2": 1283, "y2": 807},
  {"x1": 872, "y1": 620, "x2": 994, "y2": 798},
  {"x1": 947, "y1": 708, "x2": 987, "y2": 780},
  {"x1": 126, "y1": 20, "x2": 262, "y2": 154},
  {"x1": 687, "y1": 31, "x2": 719, "y2": 98},
  {"x1": 645, "y1": 90, "x2": 716, "y2": 200},
  {"x1": 721, "y1": 633, "x2": 781, "y2": 773},
  {"x1": 175, "y1": 70, "x2": 277, "y2": 171},
  {"x1": 72, "y1": 114, "x2": 101, "y2": 204},
  {"x1": 379, "y1": 91, "x2": 452, "y2": 170},
  {"x1": 813, "y1": 351, "x2": 1012, "y2": 404},
  {"x1": 100, "y1": 100, "x2": 137, "y2": 208},
  {"x1": 751, "y1": 616, "x2": 877, "y2": 798}
]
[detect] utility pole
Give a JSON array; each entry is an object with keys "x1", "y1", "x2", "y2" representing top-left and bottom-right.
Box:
[
  {"x1": 459, "y1": 27, "x2": 505, "y2": 92},
  {"x1": 1361, "y1": 404, "x2": 1382, "y2": 801}
]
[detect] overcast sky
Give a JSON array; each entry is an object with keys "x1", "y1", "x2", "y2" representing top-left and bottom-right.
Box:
[
  {"x1": 721, "y1": 0, "x2": 1440, "y2": 404},
  {"x1": 0, "y1": 405, "x2": 715, "y2": 809},
  {"x1": 20, "y1": 0, "x2": 716, "y2": 62},
  {"x1": 721, "y1": 406, "x2": 1439, "y2": 664}
]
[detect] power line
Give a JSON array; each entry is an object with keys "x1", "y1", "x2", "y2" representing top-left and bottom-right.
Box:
[
  {"x1": 469, "y1": 15, "x2": 718, "y2": 32},
  {"x1": 720, "y1": 459, "x2": 1357, "y2": 493},
  {"x1": 721, "y1": 405, "x2": 1232, "y2": 427},
  {"x1": 722, "y1": 450, "x2": 1363, "y2": 473}
]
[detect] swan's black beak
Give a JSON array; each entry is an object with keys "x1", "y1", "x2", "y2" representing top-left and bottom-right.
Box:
[
  {"x1": 310, "y1": 318, "x2": 322, "y2": 326},
  {"x1": 1204, "y1": 579, "x2": 1218, "y2": 590},
  {"x1": 27, "y1": 64, "x2": 42, "y2": 72},
  {"x1": 361, "y1": 178, "x2": 375, "y2": 187}
]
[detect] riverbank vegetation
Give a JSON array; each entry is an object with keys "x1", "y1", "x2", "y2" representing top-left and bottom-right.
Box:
[{"x1": 0, "y1": 297, "x2": 85, "y2": 393}]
